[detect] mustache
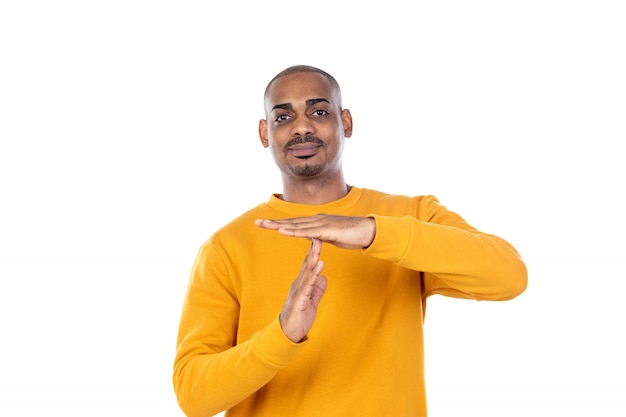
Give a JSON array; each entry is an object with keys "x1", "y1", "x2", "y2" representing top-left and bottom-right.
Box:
[{"x1": 283, "y1": 135, "x2": 325, "y2": 151}]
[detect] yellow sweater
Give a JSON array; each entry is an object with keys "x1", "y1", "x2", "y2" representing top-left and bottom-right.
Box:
[{"x1": 173, "y1": 187, "x2": 527, "y2": 417}]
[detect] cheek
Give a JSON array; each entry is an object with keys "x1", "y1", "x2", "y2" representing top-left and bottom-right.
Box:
[{"x1": 268, "y1": 142, "x2": 287, "y2": 164}]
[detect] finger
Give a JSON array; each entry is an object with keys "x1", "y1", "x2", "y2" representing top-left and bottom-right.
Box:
[
  {"x1": 295, "y1": 241, "x2": 324, "y2": 295},
  {"x1": 309, "y1": 273, "x2": 327, "y2": 305},
  {"x1": 310, "y1": 237, "x2": 322, "y2": 256},
  {"x1": 302, "y1": 238, "x2": 322, "y2": 274},
  {"x1": 297, "y1": 260, "x2": 325, "y2": 306},
  {"x1": 275, "y1": 221, "x2": 328, "y2": 239},
  {"x1": 254, "y1": 218, "x2": 282, "y2": 230},
  {"x1": 255, "y1": 218, "x2": 307, "y2": 232},
  {"x1": 255, "y1": 215, "x2": 324, "y2": 229}
]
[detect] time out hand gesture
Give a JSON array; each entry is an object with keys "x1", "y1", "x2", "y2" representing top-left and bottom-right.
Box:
[
  {"x1": 255, "y1": 214, "x2": 376, "y2": 250},
  {"x1": 279, "y1": 238, "x2": 327, "y2": 343}
]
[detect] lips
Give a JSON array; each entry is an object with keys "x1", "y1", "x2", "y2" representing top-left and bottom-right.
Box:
[
  {"x1": 288, "y1": 143, "x2": 322, "y2": 158},
  {"x1": 284, "y1": 136, "x2": 325, "y2": 158}
]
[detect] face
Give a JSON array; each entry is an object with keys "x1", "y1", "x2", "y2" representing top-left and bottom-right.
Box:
[{"x1": 259, "y1": 71, "x2": 352, "y2": 181}]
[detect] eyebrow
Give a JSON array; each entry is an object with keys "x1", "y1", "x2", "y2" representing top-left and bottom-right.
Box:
[
  {"x1": 307, "y1": 98, "x2": 330, "y2": 106},
  {"x1": 272, "y1": 98, "x2": 330, "y2": 111}
]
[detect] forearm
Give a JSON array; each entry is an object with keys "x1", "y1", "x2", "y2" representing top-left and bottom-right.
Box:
[
  {"x1": 173, "y1": 317, "x2": 303, "y2": 417},
  {"x1": 365, "y1": 215, "x2": 527, "y2": 300}
]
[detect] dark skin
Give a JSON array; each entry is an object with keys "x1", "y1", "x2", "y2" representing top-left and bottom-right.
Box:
[{"x1": 255, "y1": 71, "x2": 376, "y2": 343}]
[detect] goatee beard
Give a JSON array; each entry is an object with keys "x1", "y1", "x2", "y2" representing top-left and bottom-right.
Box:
[
  {"x1": 284, "y1": 135, "x2": 326, "y2": 177},
  {"x1": 287, "y1": 162, "x2": 324, "y2": 177}
]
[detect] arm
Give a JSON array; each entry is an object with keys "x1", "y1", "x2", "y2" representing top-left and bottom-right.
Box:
[
  {"x1": 255, "y1": 196, "x2": 527, "y2": 301},
  {"x1": 173, "y1": 239, "x2": 326, "y2": 417},
  {"x1": 366, "y1": 213, "x2": 527, "y2": 300}
]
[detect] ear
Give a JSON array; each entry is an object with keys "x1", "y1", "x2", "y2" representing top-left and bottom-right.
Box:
[
  {"x1": 341, "y1": 109, "x2": 353, "y2": 138},
  {"x1": 258, "y1": 119, "x2": 269, "y2": 148}
]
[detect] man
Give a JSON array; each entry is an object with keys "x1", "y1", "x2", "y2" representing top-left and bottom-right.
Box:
[{"x1": 173, "y1": 65, "x2": 527, "y2": 417}]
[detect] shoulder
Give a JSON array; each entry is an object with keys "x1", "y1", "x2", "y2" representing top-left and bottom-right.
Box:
[
  {"x1": 359, "y1": 187, "x2": 443, "y2": 213},
  {"x1": 359, "y1": 188, "x2": 468, "y2": 226}
]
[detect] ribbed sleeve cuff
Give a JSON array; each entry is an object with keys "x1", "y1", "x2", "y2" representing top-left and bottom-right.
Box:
[
  {"x1": 251, "y1": 316, "x2": 306, "y2": 368},
  {"x1": 363, "y1": 215, "x2": 412, "y2": 263}
]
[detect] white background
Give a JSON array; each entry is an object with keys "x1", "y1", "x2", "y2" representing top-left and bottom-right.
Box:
[{"x1": 1, "y1": 1, "x2": 624, "y2": 416}]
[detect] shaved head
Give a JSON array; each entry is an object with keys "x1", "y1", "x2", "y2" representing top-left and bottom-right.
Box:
[{"x1": 264, "y1": 65, "x2": 343, "y2": 109}]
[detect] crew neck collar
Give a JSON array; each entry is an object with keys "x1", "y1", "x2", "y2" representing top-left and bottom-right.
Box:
[{"x1": 267, "y1": 186, "x2": 362, "y2": 216}]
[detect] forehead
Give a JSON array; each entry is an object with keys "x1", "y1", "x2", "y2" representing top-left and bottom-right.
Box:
[{"x1": 265, "y1": 72, "x2": 337, "y2": 110}]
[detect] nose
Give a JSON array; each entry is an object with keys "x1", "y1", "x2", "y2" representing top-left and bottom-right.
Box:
[{"x1": 290, "y1": 116, "x2": 314, "y2": 137}]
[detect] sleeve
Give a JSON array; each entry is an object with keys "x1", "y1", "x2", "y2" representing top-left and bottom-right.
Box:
[
  {"x1": 172, "y1": 239, "x2": 305, "y2": 417},
  {"x1": 363, "y1": 195, "x2": 527, "y2": 301}
]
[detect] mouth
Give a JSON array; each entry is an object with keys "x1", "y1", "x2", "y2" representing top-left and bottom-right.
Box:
[
  {"x1": 284, "y1": 136, "x2": 325, "y2": 159},
  {"x1": 288, "y1": 143, "x2": 322, "y2": 158}
]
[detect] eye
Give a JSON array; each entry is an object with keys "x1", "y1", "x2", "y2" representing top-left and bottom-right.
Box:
[
  {"x1": 274, "y1": 114, "x2": 290, "y2": 122},
  {"x1": 312, "y1": 109, "x2": 329, "y2": 117}
]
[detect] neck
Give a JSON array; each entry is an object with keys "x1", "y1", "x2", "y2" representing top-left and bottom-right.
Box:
[{"x1": 280, "y1": 175, "x2": 350, "y2": 205}]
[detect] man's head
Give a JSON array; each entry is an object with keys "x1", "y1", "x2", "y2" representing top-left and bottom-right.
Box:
[
  {"x1": 259, "y1": 65, "x2": 353, "y2": 184},
  {"x1": 263, "y1": 65, "x2": 344, "y2": 110}
]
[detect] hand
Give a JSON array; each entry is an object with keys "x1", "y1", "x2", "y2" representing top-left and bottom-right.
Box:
[
  {"x1": 255, "y1": 214, "x2": 376, "y2": 250},
  {"x1": 280, "y1": 238, "x2": 327, "y2": 343}
]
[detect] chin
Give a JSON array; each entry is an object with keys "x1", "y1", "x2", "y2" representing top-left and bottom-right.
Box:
[{"x1": 288, "y1": 162, "x2": 324, "y2": 177}]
